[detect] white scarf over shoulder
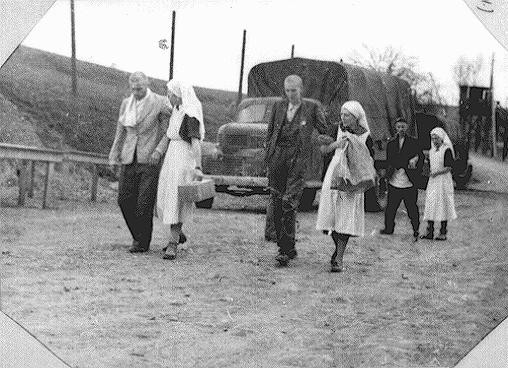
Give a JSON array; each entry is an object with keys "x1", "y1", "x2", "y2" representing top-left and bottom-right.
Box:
[{"x1": 120, "y1": 88, "x2": 152, "y2": 127}]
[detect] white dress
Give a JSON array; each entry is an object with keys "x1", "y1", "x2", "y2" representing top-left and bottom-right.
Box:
[
  {"x1": 156, "y1": 108, "x2": 196, "y2": 225},
  {"x1": 316, "y1": 130, "x2": 369, "y2": 237},
  {"x1": 423, "y1": 146, "x2": 457, "y2": 221}
]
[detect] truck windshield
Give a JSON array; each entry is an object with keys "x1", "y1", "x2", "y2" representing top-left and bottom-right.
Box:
[{"x1": 237, "y1": 104, "x2": 267, "y2": 123}]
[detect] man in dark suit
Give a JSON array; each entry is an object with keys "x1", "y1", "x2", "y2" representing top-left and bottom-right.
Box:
[
  {"x1": 265, "y1": 75, "x2": 332, "y2": 266},
  {"x1": 380, "y1": 117, "x2": 424, "y2": 242}
]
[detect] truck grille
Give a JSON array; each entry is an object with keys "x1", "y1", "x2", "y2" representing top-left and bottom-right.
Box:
[{"x1": 226, "y1": 134, "x2": 249, "y2": 147}]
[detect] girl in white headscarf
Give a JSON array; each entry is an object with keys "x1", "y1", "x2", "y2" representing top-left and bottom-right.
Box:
[
  {"x1": 316, "y1": 101, "x2": 375, "y2": 272},
  {"x1": 421, "y1": 127, "x2": 457, "y2": 240},
  {"x1": 154, "y1": 80, "x2": 205, "y2": 259}
]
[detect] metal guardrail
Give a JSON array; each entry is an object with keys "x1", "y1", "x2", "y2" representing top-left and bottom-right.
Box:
[{"x1": 0, "y1": 143, "x2": 109, "y2": 208}]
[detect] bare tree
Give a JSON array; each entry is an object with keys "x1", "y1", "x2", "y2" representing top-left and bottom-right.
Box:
[
  {"x1": 453, "y1": 54, "x2": 484, "y2": 86},
  {"x1": 348, "y1": 44, "x2": 445, "y2": 105}
]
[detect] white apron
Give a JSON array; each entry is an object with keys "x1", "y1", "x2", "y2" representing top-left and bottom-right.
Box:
[
  {"x1": 316, "y1": 130, "x2": 369, "y2": 236},
  {"x1": 156, "y1": 108, "x2": 196, "y2": 225},
  {"x1": 423, "y1": 146, "x2": 457, "y2": 221}
]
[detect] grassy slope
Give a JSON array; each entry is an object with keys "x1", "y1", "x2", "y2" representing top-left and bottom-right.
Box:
[
  {"x1": 0, "y1": 92, "x2": 42, "y2": 147},
  {"x1": 0, "y1": 46, "x2": 239, "y2": 153}
]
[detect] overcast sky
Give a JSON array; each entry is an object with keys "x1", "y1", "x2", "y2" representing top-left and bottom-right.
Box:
[{"x1": 21, "y1": 0, "x2": 508, "y2": 105}]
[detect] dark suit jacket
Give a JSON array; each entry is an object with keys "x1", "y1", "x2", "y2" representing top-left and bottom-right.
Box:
[
  {"x1": 385, "y1": 135, "x2": 424, "y2": 186},
  {"x1": 265, "y1": 99, "x2": 329, "y2": 167}
]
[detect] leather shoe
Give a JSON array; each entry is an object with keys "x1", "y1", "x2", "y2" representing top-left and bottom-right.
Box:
[
  {"x1": 275, "y1": 253, "x2": 290, "y2": 266},
  {"x1": 162, "y1": 233, "x2": 187, "y2": 252},
  {"x1": 287, "y1": 249, "x2": 298, "y2": 260},
  {"x1": 379, "y1": 229, "x2": 393, "y2": 235},
  {"x1": 330, "y1": 261, "x2": 343, "y2": 273},
  {"x1": 162, "y1": 242, "x2": 177, "y2": 259},
  {"x1": 413, "y1": 232, "x2": 419, "y2": 242},
  {"x1": 129, "y1": 244, "x2": 148, "y2": 253}
]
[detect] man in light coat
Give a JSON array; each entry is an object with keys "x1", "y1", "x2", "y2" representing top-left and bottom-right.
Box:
[{"x1": 109, "y1": 71, "x2": 172, "y2": 253}]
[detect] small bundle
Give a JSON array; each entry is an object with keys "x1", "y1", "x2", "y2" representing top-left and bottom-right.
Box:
[{"x1": 330, "y1": 135, "x2": 376, "y2": 193}]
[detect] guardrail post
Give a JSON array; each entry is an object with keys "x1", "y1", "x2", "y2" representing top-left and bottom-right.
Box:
[
  {"x1": 42, "y1": 162, "x2": 53, "y2": 209},
  {"x1": 17, "y1": 160, "x2": 28, "y2": 206},
  {"x1": 90, "y1": 164, "x2": 98, "y2": 202},
  {"x1": 28, "y1": 161, "x2": 36, "y2": 198}
]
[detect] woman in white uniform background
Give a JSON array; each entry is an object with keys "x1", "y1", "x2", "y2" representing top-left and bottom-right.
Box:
[
  {"x1": 153, "y1": 80, "x2": 205, "y2": 259},
  {"x1": 421, "y1": 127, "x2": 457, "y2": 240},
  {"x1": 316, "y1": 101, "x2": 375, "y2": 272}
]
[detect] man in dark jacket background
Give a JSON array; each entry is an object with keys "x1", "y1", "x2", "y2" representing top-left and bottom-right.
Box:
[{"x1": 380, "y1": 117, "x2": 424, "y2": 241}]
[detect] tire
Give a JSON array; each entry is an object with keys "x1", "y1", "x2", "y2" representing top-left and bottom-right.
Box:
[
  {"x1": 454, "y1": 164, "x2": 472, "y2": 190},
  {"x1": 299, "y1": 188, "x2": 317, "y2": 211},
  {"x1": 365, "y1": 177, "x2": 385, "y2": 213},
  {"x1": 195, "y1": 197, "x2": 214, "y2": 209}
]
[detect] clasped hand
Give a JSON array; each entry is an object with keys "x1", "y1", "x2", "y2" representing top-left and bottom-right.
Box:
[
  {"x1": 408, "y1": 156, "x2": 418, "y2": 169},
  {"x1": 149, "y1": 151, "x2": 162, "y2": 166}
]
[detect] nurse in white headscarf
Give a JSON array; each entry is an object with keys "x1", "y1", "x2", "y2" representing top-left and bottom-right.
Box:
[
  {"x1": 154, "y1": 80, "x2": 205, "y2": 259},
  {"x1": 421, "y1": 127, "x2": 457, "y2": 241},
  {"x1": 316, "y1": 100, "x2": 375, "y2": 272}
]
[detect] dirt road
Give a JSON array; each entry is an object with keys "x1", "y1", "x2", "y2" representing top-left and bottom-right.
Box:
[{"x1": 1, "y1": 161, "x2": 508, "y2": 368}]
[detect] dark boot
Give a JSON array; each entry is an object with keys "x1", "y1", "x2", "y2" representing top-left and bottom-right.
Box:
[
  {"x1": 330, "y1": 232, "x2": 348, "y2": 272},
  {"x1": 420, "y1": 221, "x2": 434, "y2": 240},
  {"x1": 435, "y1": 221, "x2": 447, "y2": 241}
]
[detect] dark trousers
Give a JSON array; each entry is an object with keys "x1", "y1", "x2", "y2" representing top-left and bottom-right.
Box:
[
  {"x1": 384, "y1": 184, "x2": 420, "y2": 234},
  {"x1": 267, "y1": 147, "x2": 304, "y2": 255},
  {"x1": 118, "y1": 161, "x2": 160, "y2": 249}
]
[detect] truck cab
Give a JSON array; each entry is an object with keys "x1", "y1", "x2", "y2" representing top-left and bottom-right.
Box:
[{"x1": 200, "y1": 97, "x2": 329, "y2": 209}]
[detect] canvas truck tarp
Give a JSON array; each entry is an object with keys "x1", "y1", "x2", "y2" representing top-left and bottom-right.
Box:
[{"x1": 247, "y1": 57, "x2": 415, "y2": 144}]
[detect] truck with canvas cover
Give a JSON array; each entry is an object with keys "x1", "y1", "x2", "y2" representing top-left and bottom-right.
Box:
[{"x1": 200, "y1": 57, "x2": 416, "y2": 209}]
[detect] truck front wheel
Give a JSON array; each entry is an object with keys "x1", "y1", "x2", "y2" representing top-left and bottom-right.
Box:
[
  {"x1": 195, "y1": 197, "x2": 214, "y2": 209},
  {"x1": 299, "y1": 188, "x2": 317, "y2": 211}
]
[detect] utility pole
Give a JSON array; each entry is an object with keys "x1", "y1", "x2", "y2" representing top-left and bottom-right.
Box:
[
  {"x1": 237, "y1": 29, "x2": 246, "y2": 106},
  {"x1": 490, "y1": 53, "x2": 497, "y2": 158},
  {"x1": 169, "y1": 10, "x2": 176, "y2": 80},
  {"x1": 291, "y1": 44, "x2": 295, "y2": 58},
  {"x1": 70, "y1": 0, "x2": 77, "y2": 96}
]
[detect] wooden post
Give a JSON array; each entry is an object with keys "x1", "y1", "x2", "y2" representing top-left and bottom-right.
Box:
[
  {"x1": 169, "y1": 10, "x2": 176, "y2": 80},
  {"x1": 90, "y1": 164, "x2": 98, "y2": 202},
  {"x1": 291, "y1": 44, "x2": 295, "y2": 58},
  {"x1": 42, "y1": 162, "x2": 53, "y2": 209},
  {"x1": 237, "y1": 29, "x2": 247, "y2": 106},
  {"x1": 17, "y1": 160, "x2": 28, "y2": 206},
  {"x1": 28, "y1": 161, "x2": 35, "y2": 198},
  {"x1": 70, "y1": 0, "x2": 77, "y2": 96},
  {"x1": 490, "y1": 53, "x2": 497, "y2": 158}
]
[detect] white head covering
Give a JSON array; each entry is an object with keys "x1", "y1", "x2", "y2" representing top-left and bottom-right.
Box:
[
  {"x1": 166, "y1": 80, "x2": 205, "y2": 140},
  {"x1": 341, "y1": 100, "x2": 371, "y2": 135},
  {"x1": 430, "y1": 127, "x2": 455, "y2": 158}
]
